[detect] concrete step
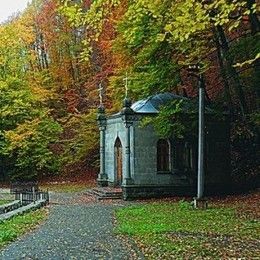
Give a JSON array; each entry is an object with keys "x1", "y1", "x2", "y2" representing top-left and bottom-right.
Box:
[
  {"x1": 86, "y1": 191, "x2": 122, "y2": 199},
  {"x1": 86, "y1": 187, "x2": 123, "y2": 200},
  {"x1": 92, "y1": 187, "x2": 122, "y2": 195},
  {"x1": 97, "y1": 196, "x2": 122, "y2": 200}
]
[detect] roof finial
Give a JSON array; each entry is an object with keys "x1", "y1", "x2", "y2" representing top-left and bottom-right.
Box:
[{"x1": 123, "y1": 72, "x2": 129, "y2": 99}]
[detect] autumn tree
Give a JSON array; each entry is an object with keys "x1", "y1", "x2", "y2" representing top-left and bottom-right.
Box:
[{"x1": 61, "y1": 0, "x2": 260, "y2": 184}]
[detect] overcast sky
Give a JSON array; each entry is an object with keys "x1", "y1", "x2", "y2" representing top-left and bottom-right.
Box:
[{"x1": 0, "y1": 0, "x2": 31, "y2": 23}]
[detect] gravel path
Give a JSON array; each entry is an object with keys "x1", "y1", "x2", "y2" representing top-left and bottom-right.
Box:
[{"x1": 0, "y1": 192, "x2": 142, "y2": 260}]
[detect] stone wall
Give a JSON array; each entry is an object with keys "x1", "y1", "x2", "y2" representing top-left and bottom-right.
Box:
[
  {"x1": 104, "y1": 113, "x2": 231, "y2": 198},
  {"x1": 105, "y1": 115, "x2": 193, "y2": 187},
  {"x1": 132, "y1": 120, "x2": 191, "y2": 186},
  {"x1": 122, "y1": 183, "x2": 232, "y2": 200}
]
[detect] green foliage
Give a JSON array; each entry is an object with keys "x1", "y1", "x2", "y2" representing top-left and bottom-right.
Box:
[
  {"x1": 0, "y1": 20, "x2": 32, "y2": 80},
  {"x1": 112, "y1": 0, "x2": 181, "y2": 98},
  {"x1": 61, "y1": 110, "x2": 99, "y2": 166},
  {"x1": 0, "y1": 77, "x2": 62, "y2": 180},
  {"x1": 129, "y1": 59, "x2": 180, "y2": 99},
  {"x1": 141, "y1": 100, "x2": 195, "y2": 139},
  {"x1": 158, "y1": 0, "x2": 249, "y2": 63},
  {"x1": 0, "y1": 0, "x2": 258, "y2": 182},
  {"x1": 60, "y1": 0, "x2": 121, "y2": 62},
  {"x1": 177, "y1": 199, "x2": 192, "y2": 210},
  {"x1": 228, "y1": 34, "x2": 260, "y2": 67},
  {"x1": 5, "y1": 117, "x2": 62, "y2": 179}
]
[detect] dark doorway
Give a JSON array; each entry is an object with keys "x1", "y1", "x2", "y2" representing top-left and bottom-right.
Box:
[{"x1": 114, "y1": 138, "x2": 123, "y2": 185}]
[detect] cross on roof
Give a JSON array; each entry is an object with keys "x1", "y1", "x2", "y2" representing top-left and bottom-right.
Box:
[{"x1": 123, "y1": 72, "x2": 129, "y2": 99}]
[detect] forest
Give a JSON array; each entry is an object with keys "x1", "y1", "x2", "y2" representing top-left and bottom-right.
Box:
[{"x1": 0, "y1": 0, "x2": 259, "y2": 186}]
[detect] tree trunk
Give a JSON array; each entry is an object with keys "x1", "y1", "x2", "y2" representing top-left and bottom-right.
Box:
[
  {"x1": 247, "y1": 0, "x2": 260, "y2": 108},
  {"x1": 216, "y1": 25, "x2": 248, "y2": 117},
  {"x1": 247, "y1": 0, "x2": 260, "y2": 34},
  {"x1": 40, "y1": 33, "x2": 49, "y2": 69},
  {"x1": 212, "y1": 27, "x2": 234, "y2": 116}
]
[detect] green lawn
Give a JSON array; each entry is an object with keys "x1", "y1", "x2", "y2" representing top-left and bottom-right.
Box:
[
  {"x1": 0, "y1": 208, "x2": 48, "y2": 248},
  {"x1": 40, "y1": 182, "x2": 94, "y2": 193},
  {"x1": 115, "y1": 200, "x2": 260, "y2": 259}
]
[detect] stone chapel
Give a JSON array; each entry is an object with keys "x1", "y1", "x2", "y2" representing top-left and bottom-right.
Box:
[{"x1": 97, "y1": 93, "x2": 231, "y2": 200}]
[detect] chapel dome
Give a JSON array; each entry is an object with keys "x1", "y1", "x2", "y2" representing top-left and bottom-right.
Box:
[{"x1": 131, "y1": 92, "x2": 186, "y2": 114}]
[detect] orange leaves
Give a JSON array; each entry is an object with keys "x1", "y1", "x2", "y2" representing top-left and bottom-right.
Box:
[{"x1": 64, "y1": 89, "x2": 80, "y2": 113}]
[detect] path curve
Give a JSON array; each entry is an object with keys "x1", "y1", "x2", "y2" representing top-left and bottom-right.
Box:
[{"x1": 0, "y1": 192, "x2": 142, "y2": 260}]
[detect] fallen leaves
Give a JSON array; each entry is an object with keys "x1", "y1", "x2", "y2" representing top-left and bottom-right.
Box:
[{"x1": 115, "y1": 191, "x2": 260, "y2": 259}]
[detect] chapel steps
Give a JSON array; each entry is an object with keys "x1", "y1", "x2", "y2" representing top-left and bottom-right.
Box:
[{"x1": 86, "y1": 187, "x2": 123, "y2": 200}]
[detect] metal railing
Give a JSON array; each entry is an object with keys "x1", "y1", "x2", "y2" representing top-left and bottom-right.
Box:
[
  {"x1": 10, "y1": 181, "x2": 39, "y2": 194},
  {"x1": 14, "y1": 190, "x2": 49, "y2": 205}
]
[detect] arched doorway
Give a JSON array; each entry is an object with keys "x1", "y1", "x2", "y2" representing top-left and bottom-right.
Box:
[{"x1": 114, "y1": 137, "x2": 123, "y2": 185}]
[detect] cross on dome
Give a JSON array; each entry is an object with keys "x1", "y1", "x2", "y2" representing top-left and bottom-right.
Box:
[{"x1": 123, "y1": 72, "x2": 129, "y2": 99}]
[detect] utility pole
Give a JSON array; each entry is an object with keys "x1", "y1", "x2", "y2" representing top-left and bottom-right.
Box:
[
  {"x1": 188, "y1": 64, "x2": 207, "y2": 209},
  {"x1": 197, "y1": 74, "x2": 205, "y2": 200}
]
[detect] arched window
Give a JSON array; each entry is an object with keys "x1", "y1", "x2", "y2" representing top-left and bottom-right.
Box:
[
  {"x1": 157, "y1": 139, "x2": 170, "y2": 172},
  {"x1": 175, "y1": 142, "x2": 194, "y2": 170},
  {"x1": 183, "y1": 143, "x2": 193, "y2": 169}
]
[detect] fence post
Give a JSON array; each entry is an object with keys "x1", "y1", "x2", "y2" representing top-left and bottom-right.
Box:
[
  {"x1": 47, "y1": 189, "x2": 49, "y2": 203},
  {"x1": 20, "y1": 193, "x2": 23, "y2": 205},
  {"x1": 32, "y1": 187, "x2": 36, "y2": 204}
]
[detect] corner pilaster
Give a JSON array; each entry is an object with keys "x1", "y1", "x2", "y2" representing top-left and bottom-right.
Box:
[
  {"x1": 97, "y1": 105, "x2": 108, "y2": 186},
  {"x1": 121, "y1": 98, "x2": 134, "y2": 186}
]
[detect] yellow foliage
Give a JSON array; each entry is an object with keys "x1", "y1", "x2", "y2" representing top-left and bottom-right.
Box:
[{"x1": 5, "y1": 118, "x2": 41, "y2": 150}]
